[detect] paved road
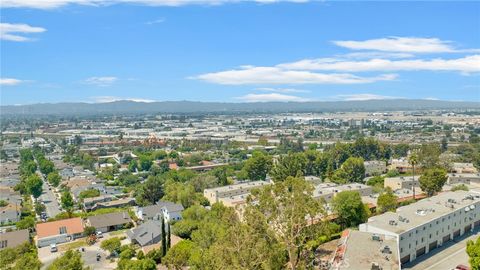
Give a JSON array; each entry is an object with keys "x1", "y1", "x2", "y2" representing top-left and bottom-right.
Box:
[
  {"x1": 404, "y1": 230, "x2": 479, "y2": 270},
  {"x1": 40, "y1": 180, "x2": 61, "y2": 218}
]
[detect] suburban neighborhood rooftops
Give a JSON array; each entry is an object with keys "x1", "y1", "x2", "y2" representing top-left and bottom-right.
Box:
[
  {"x1": 204, "y1": 180, "x2": 271, "y2": 194},
  {"x1": 36, "y1": 217, "x2": 84, "y2": 239}
]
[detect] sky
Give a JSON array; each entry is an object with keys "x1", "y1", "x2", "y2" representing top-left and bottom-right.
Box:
[{"x1": 1, "y1": 0, "x2": 479, "y2": 105}]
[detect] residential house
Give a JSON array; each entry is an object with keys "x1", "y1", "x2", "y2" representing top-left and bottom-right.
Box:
[
  {"x1": 0, "y1": 203, "x2": 21, "y2": 224},
  {"x1": 135, "y1": 201, "x2": 184, "y2": 223},
  {"x1": 0, "y1": 229, "x2": 29, "y2": 249},
  {"x1": 126, "y1": 220, "x2": 162, "y2": 247},
  {"x1": 86, "y1": 211, "x2": 132, "y2": 233},
  {"x1": 36, "y1": 217, "x2": 84, "y2": 247}
]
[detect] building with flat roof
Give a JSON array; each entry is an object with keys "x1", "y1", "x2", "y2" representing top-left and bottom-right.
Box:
[
  {"x1": 359, "y1": 191, "x2": 480, "y2": 266},
  {"x1": 312, "y1": 183, "x2": 373, "y2": 203},
  {"x1": 448, "y1": 173, "x2": 480, "y2": 185},
  {"x1": 331, "y1": 230, "x2": 400, "y2": 270},
  {"x1": 451, "y1": 163, "x2": 478, "y2": 174},
  {"x1": 204, "y1": 181, "x2": 271, "y2": 205},
  {"x1": 364, "y1": 160, "x2": 387, "y2": 177},
  {"x1": 384, "y1": 176, "x2": 419, "y2": 190}
]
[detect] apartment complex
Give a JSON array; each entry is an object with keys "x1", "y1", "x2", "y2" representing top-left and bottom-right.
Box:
[
  {"x1": 203, "y1": 181, "x2": 271, "y2": 206},
  {"x1": 312, "y1": 183, "x2": 373, "y2": 203},
  {"x1": 359, "y1": 191, "x2": 480, "y2": 266}
]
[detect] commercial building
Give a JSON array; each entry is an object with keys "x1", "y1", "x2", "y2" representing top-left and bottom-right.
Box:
[{"x1": 359, "y1": 191, "x2": 480, "y2": 266}]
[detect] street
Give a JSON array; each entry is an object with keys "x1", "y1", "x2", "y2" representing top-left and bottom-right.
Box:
[{"x1": 39, "y1": 179, "x2": 61, "y2": 218}]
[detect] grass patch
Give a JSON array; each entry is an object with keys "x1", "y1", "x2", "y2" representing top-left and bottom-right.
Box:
[
  {"x1": 59, "y1": 239, "x2": 87, "y2": 251},
  {"x1": 110, "y1": 229, "x2": 127, "y2": 236}
]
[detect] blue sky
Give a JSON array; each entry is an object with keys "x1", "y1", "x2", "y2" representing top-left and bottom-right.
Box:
[{"x1": 1, "y1": 0, "x2": 479, "y2": 105}]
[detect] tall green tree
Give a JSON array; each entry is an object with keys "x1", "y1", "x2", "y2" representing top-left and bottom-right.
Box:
[
  {"x1": 332, "y1": 191, "x2": 369, "y2": 228},
  {"x1": 243, "y1": 151, "x2": 272, "y2": 181},
  {"x1": 47, "y1": 171, "x2": 61, "y2": 187},
  {"x1": 409, "y1": 151, "x2": 419, "y2": 199},
  {"x1": 100, "y1": 237, "x2": 121, "y2": 255},
  {"x1": 60, "y1": 191, "x2": 74, "y2": 212},
  {"x1": 270, "y1": 153, "x2": 306, "y2": 182},
  {"x1": 161, "y1": 217, "x2": 167, "y2": 257},
  {"x1": 26, "y1": 174, "x2": 43, "y2": 200},
  {"x1": 332, "y1": 157, "x2": 365, "y2": 184},
  {"x1": 46, "y1": 250, "x2": 87, "y2": 270},
  {"x1": 163, "y1": 240, "x2": 197, "y2": 270},
  {"x1": 377, "y1": 188, "x2": 398, "y2": 213},
  {"x1": 250, "y1": 176, "x2": 325, "y2": 269},
  {"x1": 467, "y1": 237, "x2": 480, "y2": 270},
  {"x1": 419, "y1": 168, "x2": 448, "y2": 197}
]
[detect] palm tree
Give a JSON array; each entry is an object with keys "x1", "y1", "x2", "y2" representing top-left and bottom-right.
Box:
[{"x1": 409, "y1": 152, "x2": 419, "y2": 200}]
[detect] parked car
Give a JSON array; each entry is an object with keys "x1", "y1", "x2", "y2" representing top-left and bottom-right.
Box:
[
  {"x1": 456, "y1": 265, "x2": 470, "y2": 270},
  {"x1": 96, "y1": 231, "x2": 103, "y2": 238},
  {"x1": 50, "y1": 244, "x2": 58, "y2": 253}
]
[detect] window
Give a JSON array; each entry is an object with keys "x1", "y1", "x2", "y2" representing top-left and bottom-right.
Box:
[
  {"x1": 401, "y1": 248, "x2": 403, "y2": 253},
  {"x1": 59, "y1": 226, "x2": 67, "y2": 234},
  {"x1": 429, "y1": 234, "x2": 432, "y2": 239},
  {"x1": 421, "y1": 237, "x2": 424, "y2": 243},
  {"x1": 409, "y1": 243, "x2": 411, "y2": 248},
  {"x1": 0, "y1": 240, "x2": 7, "y2": 248}
]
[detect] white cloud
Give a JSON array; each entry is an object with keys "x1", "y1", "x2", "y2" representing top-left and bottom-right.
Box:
[
  {"x1": 236, "y1": 93, "x2": 310, "y2": 102},
  {"x1": 1, "y1": 0, "x2": 309, "y2": 9},
  {"x1": 145, "y1": 18, "x2": 166, "y2": 25},
  {"x1": 334, "y1": 93, "x2": 402, "y2": 101},
  {"x1": 256, "y1": 87, "x2": 310, "y2": 93},
  {"x1": 0, "y1": 23, "x2": 46, "y2": 42},
  {"x1": 84, "y1": 76, "x2": 118, "y2": 86},
  {"x1": 0, "y1": 78, "x2": 24, "y2": 86},
  {"x1": 339, "y1": 51, "x2": 415, "y2": 59},
  {"x1": 333, "y1": 37, "x2": 456, "y2": 53},
  {"x1": 277, "y1": 55, "x2": 480, "y2": 73},
  {"x1": 91, "y1": 96, "x2": 156, "y2": 103},
  {"x1": 193, "y1": 66, "x2": 397, "y2": 85}
]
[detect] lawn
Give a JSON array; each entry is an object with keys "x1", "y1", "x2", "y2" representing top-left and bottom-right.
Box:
[{"x1": 59, "y1": 239, "x2": 87, "y2": 251}]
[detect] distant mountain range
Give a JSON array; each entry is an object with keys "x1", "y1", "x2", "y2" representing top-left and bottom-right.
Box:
[{"x1": 1, "y1": 99, "x2": 479, "y2": 116}]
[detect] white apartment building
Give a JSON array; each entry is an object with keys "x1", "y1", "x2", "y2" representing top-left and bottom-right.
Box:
[
  {"x1": 203, "y1": 181, "x2": 271, "y2": 205},
  {"x1": 448, "y1": 173, "x2": 480, "y2": 185},
  {"x1": 359, "y1": 191, "x2": 480, "y2": 266},
  {"x1": 312, "y1": 183, "x2": 373, "y2": 203}
]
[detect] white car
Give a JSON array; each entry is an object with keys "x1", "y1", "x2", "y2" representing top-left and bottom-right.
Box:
[
  {"x1": 96, "y1": 231, "x2": 103, "y2": 238},
  {"x1": 50, "y1": 244, "x2": 58, "y2": 253}
]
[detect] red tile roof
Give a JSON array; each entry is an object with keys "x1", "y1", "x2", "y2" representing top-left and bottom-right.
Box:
[{"x1": 36, "y1": 217, "x2": 84, "y2": 238}]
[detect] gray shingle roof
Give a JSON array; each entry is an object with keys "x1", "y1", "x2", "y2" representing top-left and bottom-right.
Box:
[
  {"x1": 87, "y1": 211, "x2": 132, "y2": 228},
  {"x1": 126, "y1": 220, "x2": 162, "y2": 246}
]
